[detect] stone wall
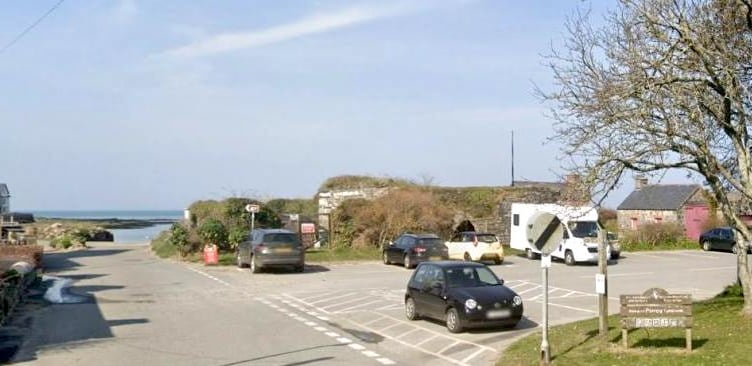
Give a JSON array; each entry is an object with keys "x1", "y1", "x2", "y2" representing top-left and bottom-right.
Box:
[
  {"x1": 317, "y1": 187, "x2": 390, "y2": 228},
  {"x1": 617, "y1": 209, "x2": 681, "y2": 232}
]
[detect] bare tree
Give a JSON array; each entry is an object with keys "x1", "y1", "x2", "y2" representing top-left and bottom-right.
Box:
[{"x1": 540, "y1": 0, "x2": 752, "y2": 314}]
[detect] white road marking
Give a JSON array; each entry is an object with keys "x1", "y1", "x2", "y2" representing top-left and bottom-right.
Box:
[
  {"x1": 337, "y1": 299, "x2": 387, "y2": 313},
  {"x1": 460, "y1": 348, "x2": 487, "y2": 364},
  {"x1": 305, "y1": 321, "x2": 317, "y2": 326},
  {"x1": 414, "y1": 335, "x2": 437, "y2": 347},
  {"x1": 309, "y1": 292, "x2": 359, "y2": 305},
  {"x1": 394, "y1": 328, "x2": 421, "y2": 339},
  {"x1": 314, "y1": 327, "x2": 327, "y2": 332},
  {"x1": 578, "y1": 272, "x2": 654, "y2": 278},
  {"x1": 337, "y1": 337, "x2": 353, "y2": 344},
  {"x1": 378, "y1": 322, "x2": 405, "y2": 332},
  {"x1": 377, "y1": 358, "x2": 396, "y2": 365},
  {"x1": 316, "y1": 316, "x2": 330, "y2": 321},
  {"x1": 362, "y1": 351, "x2": 380, "y2": 358},
  {"x1": 348, "y1": 343, "x2": 366, "y2": 351},
  {"x1": 321, "y1": 296, "x2": 367, "y2": 310},
  {"x1": 325, "y1": 332, "x2": 339, "y2": 337},
  {"x1": 361, "y1": 315, "x2": 386, "y2": 326},
  {"x1": 689, "y1": 266, "x2": 736, "y2": 272},
  {"x1": 673, "y1": 252, "x2": 721, "y2": 259},
  {"x1": 535, "y1": 300, "x2": 597, "y2": 314},
  {"x1": 437, "y1": 341, "x2": 460, "y2": 355},
  {"x1": 516, "y1": 285, "x2": 543, "y2": 295}
]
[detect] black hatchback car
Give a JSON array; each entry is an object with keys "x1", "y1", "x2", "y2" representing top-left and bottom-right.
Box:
[
  {"x1": 383, "y1": 233, "x2": 449, "y2": 269},
  {"x1": 404, "y1": 261, "x2": 523, "y2": 333},
  {"x1": 699, "y1": 227, "x2": 751, "y2": 253}
]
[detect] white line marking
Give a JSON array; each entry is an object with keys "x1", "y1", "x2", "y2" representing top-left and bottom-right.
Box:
[
  {"x1": 348, "y1": 343, "x2": 366, "y2": 351},
  {"x1": 281, "y1": 294, "x2": 333, "y2": 314},
  {"x1": 516, "y1": 286, "x2": 542, "y2": 295},
  {"x1": 376, "y1": 313, "x2": 497, "y2": 352},
  {"x1": 537, "y1": 301, "x2": 597, "y2": 314},
  {"x1": 414, "y1": 335, "x2": 437, "y2": 347},
  {"x1": 437, "y1": 341, "x2": 460, "y2": 354},
  {"x1": 337, "y1": 299, "x2": 387, "y2": 312},
  {"x1": 309, "y1": 292, "x2": 359, "y2": 305},
  {"x1": 297, "y1": 291, "x2": 348, "y2": 302},
  {"x1": 378, "y1": 322, "x2": 406, "y2": 332},
  {"x1": 461, "y1": 348, "x2": 487, "y2": 364},
  {"x1": 316, "y1": 316, "x2": 330, "y2": 321},
  {"x1": 689, "y1": 266, "x2": 736, "y2": 272},
  {"x1": 337, "y1": 337, "x2": 352, "y2": 344},
  {"x1": 321, "y1": 297, "x2": 366, "y2": 310},
  {"x1": 362, "y1": 351, "x2": 380, "y2": 358},
  {"x1": 305, "y1": 321, "x2": 317, "y2": 326},
  {"x1": 560, "y1": 291, "x2": 578, "y2": 298},
  {"x1": 673, "y1": 252, "x2": 720, "y2": 259},
  {"x1": 361, "y1": 315, "x2": 386, "y2": 326},
  {"x1": 579, "y1": 272, "x2": 654, "y2": 278},
  {"x1": 325, "y1": 332, "x2": 339, "y2": 337},
  {"x1": 314, "y1": 327, "x2": 327, "y2": 332},
  {"x1": 394, "y1": 328, "x2": 421, "y2": 339},
  {"x1": 377, "y1": 358, "x2": 396, "y2": 365}
]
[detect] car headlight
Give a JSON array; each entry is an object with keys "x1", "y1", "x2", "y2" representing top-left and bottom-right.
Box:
[
  {"x1": 513, "y1": 296, "x2": 522, "y2": 307},
  {"x1": 465, "y1": 299, "x2": 478, "y2": 310}
]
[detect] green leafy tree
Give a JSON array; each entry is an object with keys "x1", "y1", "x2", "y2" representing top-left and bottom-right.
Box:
[
  {"x1": 168, "y1": 223, "x2": 191, "y2": 256},
  {"x1": 227, "y1": 227, "x2": 248, "y2": 251},
  {"x1": 197, "y1": 218, "x2": 228, "y2": 250}
]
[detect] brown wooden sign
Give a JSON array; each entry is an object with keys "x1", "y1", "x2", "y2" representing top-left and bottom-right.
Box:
[{"x1": 620, "y1": 288, "x2": 693, "y2": 351}]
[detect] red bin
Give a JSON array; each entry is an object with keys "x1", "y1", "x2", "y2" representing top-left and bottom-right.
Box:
[{"x1": 203, "y1": 245, "x2": 218, "y2": 265}]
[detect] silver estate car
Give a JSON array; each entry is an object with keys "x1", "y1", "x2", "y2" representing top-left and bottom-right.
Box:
[{"x1": 236, "y1": 228, "x2": 305, "y2": 273}]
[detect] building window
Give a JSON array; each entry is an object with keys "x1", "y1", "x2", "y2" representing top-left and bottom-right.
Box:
[
  {"x1": 630, "y1": 218, "x2": 638, "y2": 230},
  {"x1": 513, "y1": 214, "x2": 519, "y2": 226},
  {"x1": 654, "y1": 217, "x2": 663, "y2": 223}
]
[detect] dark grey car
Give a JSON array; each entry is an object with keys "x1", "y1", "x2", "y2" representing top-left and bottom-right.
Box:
[{"x1": 237, "y1": 229, "x2": 305, "y2": 273}]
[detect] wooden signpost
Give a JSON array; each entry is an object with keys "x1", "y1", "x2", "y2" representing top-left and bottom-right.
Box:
[{"x1": 620, "y1": 288, "x2": 693, "y2": 351}]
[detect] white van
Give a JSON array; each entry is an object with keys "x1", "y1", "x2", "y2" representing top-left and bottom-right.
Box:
[{"x1": 509, "y1": 203, "x2": 610, "y2": 265}]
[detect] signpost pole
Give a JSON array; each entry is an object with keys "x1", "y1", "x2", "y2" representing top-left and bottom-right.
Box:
[
  {"x1": 251, "y1": 212, "x2": 255, "y2": 232},
  {"x1": 598, "y1": 230, "x2": 608, "y2": 339},
  {"x1": 541, "y1": 257, "x2": 550, "y2": 365}
]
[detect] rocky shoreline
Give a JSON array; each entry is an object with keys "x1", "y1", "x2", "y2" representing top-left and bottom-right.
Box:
[{"x1": 33, "y1": 218, "x2": 179, "y2": 230}]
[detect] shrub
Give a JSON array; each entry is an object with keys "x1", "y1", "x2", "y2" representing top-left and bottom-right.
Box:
[
  {"x1": 197, "y1": 218, "x2": 228, "y2": 249},
  {"x1": 151, "y1": 230, "x2": 175, "y2": 258},
  {"x1": 50, "y1": 234, "x2": 74, "y2": 249},
  {"x1": 621, "y1": 222, "x2": 694, "y2": 250},
  {"x1": 227, "y1": 227, "x2": 247, "y2": 251},
  {"x1": 168, "y1": 224, "x2": 190, "y2": 254}
]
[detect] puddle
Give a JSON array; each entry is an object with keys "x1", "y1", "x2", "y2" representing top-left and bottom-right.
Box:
[{"x1": 42, "y1": 276, "x2": 90, "y2": 304}]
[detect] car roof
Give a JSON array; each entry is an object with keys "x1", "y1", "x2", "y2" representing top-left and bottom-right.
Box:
[
  {"x1": 458, "y1": 231, "x2": 496, "y2": 235},
  {"x1": 403, "y1": 233, "x2": 440, "y2": 239},
  {"x1": 417, "y1": 261, "x2": 486, "y2": 269}
]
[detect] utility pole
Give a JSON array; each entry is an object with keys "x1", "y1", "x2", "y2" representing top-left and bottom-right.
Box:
[{"x1": 597, "y1": 227, "x2": 609, "y2": 339}]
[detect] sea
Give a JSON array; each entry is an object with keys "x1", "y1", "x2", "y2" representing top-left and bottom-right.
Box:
[{"x1": 31, "y1": 210, "x2": 183, "y2": 244}]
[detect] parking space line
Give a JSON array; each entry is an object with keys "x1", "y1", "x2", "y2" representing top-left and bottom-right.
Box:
[
  {"x1": 437, "y1": 341, "x2": 460, "y2": 355},
  {"x1": 689, "y1": 266, "x2": 736, "y2": 272},
  {"x1": 395, "y1": 328, "x2": 421, "y2": 339},
  {"x1": 337, "y1": 299, "x2": 387, "y2": 313},
  {"x1": 536, "y1": 300, "x2": 597, "y2": 314},
  {"x1": 378, "y1": 321, "x2": 405, "y2": 332},
  {"x1": 376, "y1": 313, "x2": 497, "y2": 353},
  {"x1": 673, "y1": 252, "x2": 721, "y2": 259},
  {"x1": 414, "y1": 335, "x2": 438, "y2": 347},
  {"x1": 281, "y1": 294, "x2": 332, "y2": 314},
  {"x1": 516, "y1": 286, "x2": 542, "y2": 295},
  {"x1": 460, "y1": 348, "x2": 487, "y2": 364},
  {"x1": 377, "y1": 357, "x2": 397, "y2": 365},
  {"x1": 362, "y1": 350, "x2": 380, "y2": 358},
  {"x1": 310, "y1": 292, "x2": 359, "y2": 305},
  {"x1": 321, "y1": 297, "x2": 367, "y2": 310},
  {"x1": 297, "y1": 290, "x2": 349, "y2": 302},
  {"x1": 361, "y1": 315, "x2": 386, "y2": 326},
  {"x1": 348, "y1": 343, "x2": 366, "y2": 351}
]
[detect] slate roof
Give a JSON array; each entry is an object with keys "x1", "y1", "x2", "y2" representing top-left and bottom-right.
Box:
[
  {"x1": 0, "y1": 184, "x2": 8, "y2": 197},
  {"x1": 617, "y1": 184, "x2": 701, "y2": 211}
]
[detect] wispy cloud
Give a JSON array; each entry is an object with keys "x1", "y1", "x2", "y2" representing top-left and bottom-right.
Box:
[{"x1": 159, "y1": 4, "x2": 421, "y2": 59}]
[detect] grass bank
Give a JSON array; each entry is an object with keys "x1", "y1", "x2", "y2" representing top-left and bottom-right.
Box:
[{"x1": 499, "y1": 284, "x2": 751, "y2": 365}]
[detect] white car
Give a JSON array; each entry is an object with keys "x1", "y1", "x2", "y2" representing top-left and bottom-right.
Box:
[{"x1": 445, "y1": 232, "x2": 504, "y2": 265}]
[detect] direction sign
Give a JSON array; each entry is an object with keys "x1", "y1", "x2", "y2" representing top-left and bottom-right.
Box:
[
  {"x1": 526, "y1": 212, "x2": 563, "y2": 255},
  {"x1": 245, "y1": 204, "x2": 260, "y2": 213}
]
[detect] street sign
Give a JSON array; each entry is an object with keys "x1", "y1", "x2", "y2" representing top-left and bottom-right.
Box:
[
  {"x1": 245, "y1": 204, "x2": 260, "y2": 213},
  {"x1": 595, "y1": 274, "x2": 606, "y2": 294},
  {"x1": 541, "y1": 254, "x2": 552, "y2": 268},
  {"x1": 301, "y1": 223, "x2": 316, "y2": 234},
  {"x1": 526, "y1": 212, "x2": 563, "y2": 255},
  {"x1": 620, "y1": 288, "x2": 693, "y2": 351}
]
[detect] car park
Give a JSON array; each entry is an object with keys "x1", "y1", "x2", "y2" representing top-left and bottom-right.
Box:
[
  {"x1": 445, "y1": 231, "x2": 504, "y2": 264},
  {"x1": 383, "y1": 233, "x2": 449, "y2": 269},
  {"x1": 404, "y1": 261, "x2": 523, "y2": 333},
  {"x1": 699, "y1": 227, "x2": 751, "y2": 253},
  {"x1": 236, "y1": 228, "x2": 305, "y2": 273}
]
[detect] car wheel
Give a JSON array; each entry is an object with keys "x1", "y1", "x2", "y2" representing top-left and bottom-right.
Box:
[
  {"x1": 446, "y1": 308, "x2": 463, "y2": 333},
  {"x1": 702, "y1": 241, "x2": 711, "y2": 251},
  {"x1": 564, "y1": 250, "x2": 575, "y2": 266},
  {"x1": 463, "y1": 252, "x2": 471, "y2": 262},
  {"x1": 250, "y1": 255, "x2": 261, "y2": 273},
  {"x1": 236, "y1": 252, "x2": 246, "y2": 268},
  {"x1": 405, "y1": 297, "x2": 419, "y2": 320},
  {"x1": 404, "y1": 254, "x2": 413, "y2": 269},
  {"x1": 494, "y1": 256, "x2": 503, "y2": 265},
  {"x1": 383, "y1": 251, "x2": 391, "y2": 265},
  {"x1": 525, "y1": 248, "x2": 536, "y2": 260},
  {"x1": 294, "y1": 265, "x2": 304, "y2": 273},
  {"x1": 610, "y1": 252, "x2": 619, "y2": 260}
]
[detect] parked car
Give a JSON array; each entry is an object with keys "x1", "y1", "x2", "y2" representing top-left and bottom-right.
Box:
[
  {"x1": 608, "y1": 232, "x2": 621, "y2": 260},
  {"x1": 383, "y1": 233, "x2": 449, "y2": 269},
  {"x1": 236, "y1": 228, "x2": 305, "y2": 273},
  {"x1": 445, "y1": 231, "x2": 504, "y2": 264},
  {"x1": 699, "y1": 227, "x2": 751, "y2": 253},
  {"x1": 404, "y1": 261, "x2": 523, "y2": 333}
]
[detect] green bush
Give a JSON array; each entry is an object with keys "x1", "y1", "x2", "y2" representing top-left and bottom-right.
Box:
[
  {"x1": 168, "y1": 224, "x2": 190, "y2": 255},
  {"x1": 151, "y1": 230, "x2": 175, "y2": 258},
  {"x1": 197, "y1": 218, "x2": 228, "y2": 249},
  {"x1": 50, "y1": 234, "x2": 74, "y2": 249},
  {"x1": 621, "y1": 222, "x2": 695, "y2": 250},
  {"x1": 227, "y1": 227, "x2": 247, "y2": 251}
]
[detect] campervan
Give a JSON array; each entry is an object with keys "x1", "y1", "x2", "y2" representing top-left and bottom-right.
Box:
[{"x1": 509, "y1": 203, "x2": 610, "y2": 265}]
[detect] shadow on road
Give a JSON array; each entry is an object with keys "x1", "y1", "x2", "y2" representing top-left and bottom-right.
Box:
[
  {"x1": 218, "y1": 343, "x2": 347, "y2": 366},
  {"x1": 0, "y1": 247, "x2": 150, "y2": 363}
]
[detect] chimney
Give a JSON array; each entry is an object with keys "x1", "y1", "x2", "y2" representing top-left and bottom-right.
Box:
[{"x1": 635, "y1": 175, "x2": 649, "y2": 190}]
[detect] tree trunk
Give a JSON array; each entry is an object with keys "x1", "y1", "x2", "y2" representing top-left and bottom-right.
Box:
[{"x1": 740, "y1": 250, "x2": 752, "y2": 316}]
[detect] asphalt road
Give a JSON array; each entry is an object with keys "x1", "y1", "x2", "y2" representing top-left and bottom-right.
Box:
[{"x1": 2, "y1": 244, "x2": 739, "y2": 366}]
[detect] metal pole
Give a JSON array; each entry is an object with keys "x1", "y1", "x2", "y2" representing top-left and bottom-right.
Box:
[
  {"x1": 598, "y1": 230, "x2": 608, "y2": 339},
  {"x1": 251, "y1": 212, "x2": 255, "y2": 233},
  {"x1": 540, "y1": 262, "x2": 550, "y2": 365}
]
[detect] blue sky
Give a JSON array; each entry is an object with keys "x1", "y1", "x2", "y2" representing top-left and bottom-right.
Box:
[{"x1": 0, "y1": 0, "x2": 668, "y2": 210}]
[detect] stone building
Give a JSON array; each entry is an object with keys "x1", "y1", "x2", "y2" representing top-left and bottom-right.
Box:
[
  {"x1": 317, "y1": 188, "x2": 390, "y2": 229},
  {"x1": 0, "y1": 184, "x2": 9, "y2": 215},
  {"x1": 616, "y1": 177, "x2": 710, "y2": 240}
]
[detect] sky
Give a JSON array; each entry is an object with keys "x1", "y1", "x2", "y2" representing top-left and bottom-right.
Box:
[{"x1": 0, "y1": 0, "x2": 691, "y2": 210}]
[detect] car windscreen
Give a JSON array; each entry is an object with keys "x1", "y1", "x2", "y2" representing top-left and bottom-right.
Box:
[
  {"x1": 417, "y1": 238, "x2": 444, "y2": 247},
  {"x1": 446, "y1": 266, "x2": 501, "y2": 288},
  {"x1": 569, "y1": 221, "x2": 599, "y2": 238},
  {"x1": 475, "y1": 234, "x2": 498, "y2": 243},
  {"x1": 263, "y1": 233, "x2": 301, "y2": 246}
]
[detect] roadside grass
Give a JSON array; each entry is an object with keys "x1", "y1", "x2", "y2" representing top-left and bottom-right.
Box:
[
  {"x1": 499, "y1": 284, "x2": 751, "y2": 366},
  {"x1": 306, "y1": 246, "x2": 381, "y2": 262},
  {"x1": 622, "y1": 240, "x2": 699, "y2": 252},
  {"x1": 150, "y1": 231, "x2": 176, "y2": 258}
]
